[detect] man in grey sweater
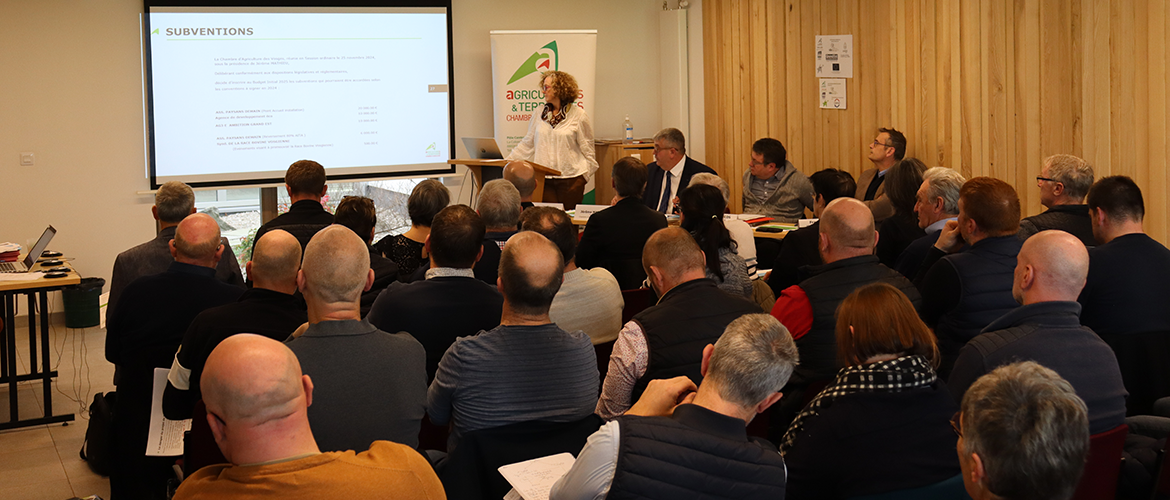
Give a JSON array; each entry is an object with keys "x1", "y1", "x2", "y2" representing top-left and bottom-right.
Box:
[{"x1": 427, "y1": 231, "x2": 599, "y2": 451}]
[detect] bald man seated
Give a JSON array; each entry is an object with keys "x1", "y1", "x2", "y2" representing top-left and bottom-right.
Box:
[
  {"x1": 504, "y1": 160, "x2": 538, "y2": 210},
  {"x1": 163, "y1": 229, "x2": 309, "y2": 420},
  {"x1": 770, "y1": 198, "x2": 921, "y2": 386},
  {"x1": 285, "y1": 225, "x2": 428, "y2": 452},
  {"x1": 104, "y1": 213, "x2": 245, "y2": 500},
  {"x1": 595, "y1": 227, "x2": 761, "y2": 420},
  {"x1": 427, "y1": 231, "x2": 599, "y2": 451},
  {"x1": 949, "y1": 230, "x2": 1126, "y2": 434},
  {"x1": 173, "y1": 334, "x2": 444, "y2": 500}
]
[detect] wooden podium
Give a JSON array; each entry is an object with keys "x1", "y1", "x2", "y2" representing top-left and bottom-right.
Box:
[{"x1": 448, "y1": 159, "x2": 561, "y2": 200}]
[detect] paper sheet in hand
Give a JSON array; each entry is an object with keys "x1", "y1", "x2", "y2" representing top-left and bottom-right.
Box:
[
  {"x1": 146, "y1": 367, "x2": 192, "y2": 456},
  {"x1": 497, "y1": 452, "x2": 576, "y2": 500}
]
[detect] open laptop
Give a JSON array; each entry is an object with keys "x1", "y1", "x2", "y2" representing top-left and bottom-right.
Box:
[
  {"x1": 0, "y1": 226, "x2": 56, "y2": 273},
  {"x1": 461, "y1": 137, "x2": 504, "y2": 160}
]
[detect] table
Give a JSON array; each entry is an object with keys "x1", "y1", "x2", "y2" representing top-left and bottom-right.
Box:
[{"x1": 0, "y1": 258, "x2": 80, "y2": 430}]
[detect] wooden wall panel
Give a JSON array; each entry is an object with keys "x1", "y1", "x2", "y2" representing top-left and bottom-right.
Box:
[{"x1": 704, "y1": 0, "x2": 1170, "y2": 245}]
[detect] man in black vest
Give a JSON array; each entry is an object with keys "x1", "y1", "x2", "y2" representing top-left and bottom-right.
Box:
[
  {"x1": 162, "y1": 229, "x2": 308, "y2": 420},
  {"x1": 771, "y1": 197, "x2": 921, "y2": 386},
  {"x1": 596, "y1": 227, "x2": 761, "y2": 420},
  {"x1": 916, "y1": 177, "x2": 1022, "y2": 378},
  {"x1": 252, "y1": 159, "x2": 334, "y2": 254},
  {"x1": 552, "y1": 314, "x2": 796, "y2": 500},
  {"x1": 765, "y1": 168, "x2": 857, "y2": 296},
  {"x1": 949, "y1": 230, "x2": 1126, "y2": 434},
  {"x1": 1018, "y1": 154, "x2": 1096, "y2": 246}
]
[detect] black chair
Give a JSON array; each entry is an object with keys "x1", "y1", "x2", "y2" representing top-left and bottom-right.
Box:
[
  {"x1": 1102, "y1": 332, "x2": 1170, "y2": 416},
  {"x1": 439, "y1": 415, "x2": 603, "y2": 500},
  {"x1": 601, "y1": 258, "x2": 648, "y2": 291}
]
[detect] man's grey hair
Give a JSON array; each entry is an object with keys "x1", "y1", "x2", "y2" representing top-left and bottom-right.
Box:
[
  {"x1": 960, "y1": 361, "x2": 1090, "y2": 500},
  {"x1": 688, "y1": 173, "x2": 730, "y2": 204},
  {"x1": 1045, "y1": 154, "x2": 1095, "y2": 200},
  {"x1": 922, "y1": 167, "x2": 965, "y2": 215},
  {"x1": 654, "y1": 128, "x2": 687, "y2": 154},
  {"x1": 706, "y1": 314, "x2": 799, "y2": 408},
  {"x1": 155, "y1": 181, "x2": 195, "y2": 223},
  {"x1": 477, "y1": 179, "x2": 522, "y2": 229}
]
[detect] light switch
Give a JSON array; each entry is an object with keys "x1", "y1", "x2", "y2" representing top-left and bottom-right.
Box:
[{"x1": 20, "y1": 152, "x2": 34, "y2": 166}]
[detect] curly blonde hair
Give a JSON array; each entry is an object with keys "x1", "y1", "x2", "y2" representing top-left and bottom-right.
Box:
[{"x1": 542, "y1": 71, "x2": 579, "y2": 105}]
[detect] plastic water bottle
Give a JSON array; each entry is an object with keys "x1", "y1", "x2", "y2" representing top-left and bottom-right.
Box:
[{"x1": 624, "y1": 115, "x2": 634, "y2": 143}]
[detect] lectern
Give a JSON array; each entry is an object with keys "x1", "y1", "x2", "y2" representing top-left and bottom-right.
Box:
[{"x1": 447, "y1": 159, "x2": 561, "y2": 200}]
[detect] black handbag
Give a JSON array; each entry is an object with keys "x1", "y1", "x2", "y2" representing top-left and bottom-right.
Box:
[{"x1": 79, "y1": 391, "x2": 116, "y2": 477}]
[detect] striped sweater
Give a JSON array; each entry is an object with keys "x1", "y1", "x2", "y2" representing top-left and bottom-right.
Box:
[{"x1": 426, "y1": 323, "x2": 599, "y2": 450}]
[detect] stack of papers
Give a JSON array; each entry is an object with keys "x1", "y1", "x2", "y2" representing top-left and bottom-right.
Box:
[
  {"x1": 499, "y1": 453, "x2": 576, "y2": 500},
  {"x1": 0, "y1": 242, "x2": 20, "y2": 263}
]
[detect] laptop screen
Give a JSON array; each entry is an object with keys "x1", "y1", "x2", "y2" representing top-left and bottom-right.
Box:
[{"x1": 23, "y1": 226, "x2": 56, "y2": 269}]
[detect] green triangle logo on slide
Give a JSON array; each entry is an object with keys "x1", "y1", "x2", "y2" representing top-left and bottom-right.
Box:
[
  {"x1": 151, "y1": 28, "x2": 159, "y2": 35},
  {"x1": 506, "y1": 41, "x2": 559, "y2": 85}
]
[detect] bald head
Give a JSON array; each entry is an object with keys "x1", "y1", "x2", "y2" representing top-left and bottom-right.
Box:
[
  {"x1": 819, "y1": 198, "x2": 877, "y2": 261},
  {"x1": 1015, "y1": 230, "x2": 1089, "y2": 304},
  {"x1": 249, "y1": 229, "x2": 302, "y2": 289},
  {"x1": 499, "y1": 231, "x2": 563, "y2": 316},
  {"x1": 300, "y1": 225, "x2": 371, "y2": 304},
  {"x1": 503, "y1": 161, "x2": 537, "y2": 200},
  {"x1": 642, "y1": 227, "x2": 706, "y2": 284},
  {"x1": 202, "y1": 334, "x2": 306, "y2": 426},
  {"x1": 172, "y1": 213, "x2": 223, "y2": 266}
]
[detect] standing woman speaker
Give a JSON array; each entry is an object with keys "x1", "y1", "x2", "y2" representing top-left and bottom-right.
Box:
[{"x1": 506, "y1": 70, "x2": 599, "y2": 210}]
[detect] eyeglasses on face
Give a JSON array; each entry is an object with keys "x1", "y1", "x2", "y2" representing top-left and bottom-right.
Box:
[
  {"x1": 950, "y1": 411, "x2": 963, "y2": 438},
  {"x1": 1036, "y1": 176, "x2": 1058, "y2": 183},
  {"x1": 872, "y1": 140, "x2": 893, "y2": 148}
]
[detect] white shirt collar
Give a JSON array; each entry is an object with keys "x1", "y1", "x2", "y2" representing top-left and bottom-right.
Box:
[{"x1": 926, "y1": 216, "x2": 957, "y2": 233}]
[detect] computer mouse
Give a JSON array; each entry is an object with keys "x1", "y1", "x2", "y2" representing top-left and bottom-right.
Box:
[
  {"x1": 44, "y1": 272, "x2": 68, "y2": 279},
  {"x1": 41, "y1": 250, "x2": 63, "y2": 258},
  {"x1": 47, "y1": 266, "x2": 70, "y2": 273}
]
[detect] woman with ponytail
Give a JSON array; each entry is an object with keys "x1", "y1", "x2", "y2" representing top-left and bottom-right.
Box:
[{"x1": 679, "y1": 184, "x2": 752, "y2": 297}]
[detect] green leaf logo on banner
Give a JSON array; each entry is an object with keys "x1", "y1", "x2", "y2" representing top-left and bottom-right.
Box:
[{"x1": 506, "y1": 41, "x2": 559, "y2": 85}]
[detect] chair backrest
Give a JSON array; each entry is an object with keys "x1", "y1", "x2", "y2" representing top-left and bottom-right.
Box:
[
  {"x1": 439, "y1": 415, "x2": 603, "y2": 500},
  {"x1": 620, "y1": 287, "x2": 654, "y2": 325},
  {"x1": 850, "y1": 474, "x2": 971, "y2": 500},
  {"x1": 1154, "y1": 444, "x2": 1170, "y2": 499},
  {"x1": 604, "y1": 258, "x2": 649, "y2": 290},
  {"x1": 1101, "y1": 332, "x2": 1170, "y2": 416},
  {"x1": 1071, "y1": 423, "x2": 1128, "y2": 500},
  {"x1": 182, "y1": 400, "x2": 228, "y2": 478}
]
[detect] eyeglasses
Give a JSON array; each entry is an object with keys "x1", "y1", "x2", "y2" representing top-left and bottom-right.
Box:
[
  {"x1": 872, "y1": 140, "x2": 892, "y2": 148},
  {"x1": 654, "y1": 145, "x2": 677, "y2": 153},
  {"x1": 1036, "y1": 176, "x2": 1058, "y2": 183},
  {"x1": 950, "y1": 412, "x2": 963, "y2": 438}
]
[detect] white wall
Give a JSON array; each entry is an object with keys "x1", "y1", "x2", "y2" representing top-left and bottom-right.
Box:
[{"x1": 0, "y1": 0, "x2": 702, "y2": 307}]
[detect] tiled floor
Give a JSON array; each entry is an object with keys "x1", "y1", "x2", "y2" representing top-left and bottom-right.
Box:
[{"x1": 0, "y1": 314, "x2": 113, "y2": 500}]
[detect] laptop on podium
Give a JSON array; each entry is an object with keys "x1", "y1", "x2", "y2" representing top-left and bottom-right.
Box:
[{"x1": 0, "y1": 225, "x2": 57, "y2": 273}]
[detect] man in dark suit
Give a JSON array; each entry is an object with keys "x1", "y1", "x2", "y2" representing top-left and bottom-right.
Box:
[
  {"x1": 856, "y1": 128, "x2": 907, "y2": 223},
  {"x1": 106, "y1": 213, "x2": 245, "y2": 499},
  {"x1": 642, "y1": 128, "x2": 715, "y2": 214},
  {"x1": 109, "y1": 181, "x2": 244, "y2": 315},
  {"x1": 578, "y1": 157, "x2": 668, "y2": 289},
  {"x1": 367, "y1": 205, "x2": 504, "y2": 381}
]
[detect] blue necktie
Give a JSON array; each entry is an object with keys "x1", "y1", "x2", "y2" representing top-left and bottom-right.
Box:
[{"x1": 658, "y1": 172, "x2": 673, "y2": 213}]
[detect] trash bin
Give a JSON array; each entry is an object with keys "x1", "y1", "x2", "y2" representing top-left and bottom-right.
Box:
[{"x1": 63, "y1": 277, "x2": 105, "y2": 329}]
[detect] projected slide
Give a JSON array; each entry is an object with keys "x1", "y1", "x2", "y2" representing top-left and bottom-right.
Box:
[{"x1": 146, "y1": 8, "x2": 451, "y2": 186}]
